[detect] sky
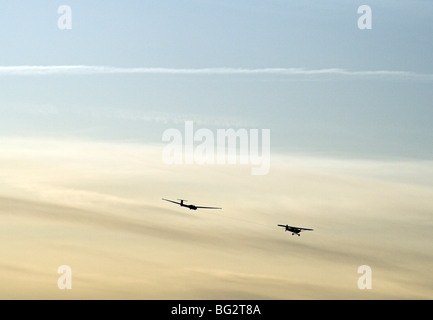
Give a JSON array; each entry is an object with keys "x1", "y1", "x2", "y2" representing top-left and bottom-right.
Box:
[
  {"x1": 0, "y1": 0, "x2": 432, "y2": 158},
  {"x1": 0, "y1": 1, "x2": 432, "y2": 299}
]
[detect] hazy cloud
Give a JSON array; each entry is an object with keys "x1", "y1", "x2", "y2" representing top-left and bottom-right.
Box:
[{"x1": 0, "y1": 138, "x2": 432, "y2": 299}]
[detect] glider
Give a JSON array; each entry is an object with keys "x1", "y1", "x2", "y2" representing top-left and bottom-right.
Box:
[{"x1": 162, "y1": 198, "x2": 222, "y2": 211}]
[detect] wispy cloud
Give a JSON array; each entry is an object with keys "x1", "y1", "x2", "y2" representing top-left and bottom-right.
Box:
[
  {"x1": 108, "y1": 109, "x2": 258, "y2": 128},
  {"x1": 0, "y1": 65, "x2": 432, "y2": 80}
]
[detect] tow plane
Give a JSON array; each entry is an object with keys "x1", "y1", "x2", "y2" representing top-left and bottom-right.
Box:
[
  {"x1": 278, "y1": 224, "x2": 314, "y2": 236},
  {"x1": 162, "y1": 198, "x2": 222, "y2": 211}
]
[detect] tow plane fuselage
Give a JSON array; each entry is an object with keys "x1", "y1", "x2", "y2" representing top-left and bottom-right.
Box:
[{"x1": 278, "y1": 224, "x2": 314, "y2": 236}]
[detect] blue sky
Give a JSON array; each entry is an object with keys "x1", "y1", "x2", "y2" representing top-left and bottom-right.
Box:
[
  {"x1": 0, "y1": 0, "x2": 432, "y2": 158},
  {"x1": 0, "y1": 0, "x2": 431, "y2": 70}
]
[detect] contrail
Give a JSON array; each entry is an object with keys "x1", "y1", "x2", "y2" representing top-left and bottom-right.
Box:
[{"x1": 0, "y1": 65, "x2": 432, "y2": 80}]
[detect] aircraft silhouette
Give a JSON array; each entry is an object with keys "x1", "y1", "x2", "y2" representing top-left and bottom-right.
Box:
[
  {"x1": 278, "y1": 225, "x2": 314, "y2": 236},
  {"x1": 162, "y1": 198, "x2": 222, "y2": 211}
]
